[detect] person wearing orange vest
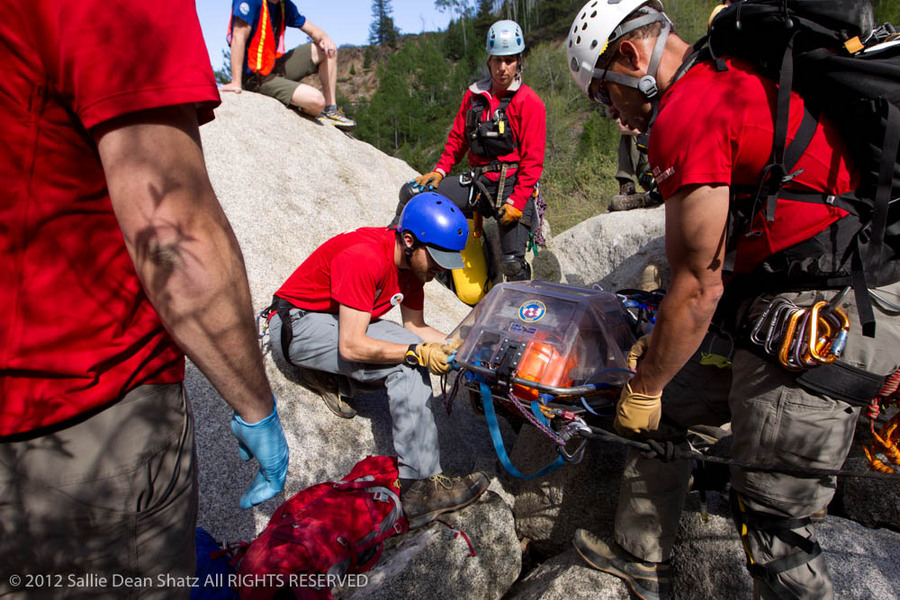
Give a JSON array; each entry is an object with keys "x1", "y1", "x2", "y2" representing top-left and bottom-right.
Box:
[{"x1": 223, "y1": 0, "x2": 355, "y2": 130}]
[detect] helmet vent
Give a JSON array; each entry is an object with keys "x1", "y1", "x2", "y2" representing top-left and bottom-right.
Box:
[{"x1": 590, "y1": 40, "x2": 598, "y2": 49}]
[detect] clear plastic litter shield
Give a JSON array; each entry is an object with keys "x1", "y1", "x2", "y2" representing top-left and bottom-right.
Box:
[{"x1": 450, "y1": 281, "x2": 636, "y2": 394}]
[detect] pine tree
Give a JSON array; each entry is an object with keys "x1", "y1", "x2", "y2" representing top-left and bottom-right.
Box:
[{"x1": 369, "y1": 0, "x2": 400, "y2": 48}]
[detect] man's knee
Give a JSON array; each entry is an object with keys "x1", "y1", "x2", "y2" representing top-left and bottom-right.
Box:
[
  {"x1": 729, "y1": 490, "x2": 830, "y2": 598},
  {"x1": 290, "y1": 84, "x2": 326, "y2": 115},
  {"x1": 500, "y1": 254, "x2": 530, "y2": 281}
]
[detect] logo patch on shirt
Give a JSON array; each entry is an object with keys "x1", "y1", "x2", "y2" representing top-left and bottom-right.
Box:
[
  {"x1": 390, "y1": 293, "x2": 404, "y2": 306},
  {"x1": 239, "y1": 2, "x2": 250, "y2": 15},
  {"x1": 652, "y1": 165, "x2": 676, "y2": 186},
  {"x1": 518, "y1": 300, "x2": 546, "y2": 323}
]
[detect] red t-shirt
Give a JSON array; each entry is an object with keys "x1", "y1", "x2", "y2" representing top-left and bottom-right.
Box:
[
  {"x1": 650, "y1": 57, "x2": 858, "y2": 273},
  {"x1": 276, "y1": 228, "x2": 425, "y2": 318},
  {"x1": 0, "y1": 0, "x2": 221, "y2": 436}
]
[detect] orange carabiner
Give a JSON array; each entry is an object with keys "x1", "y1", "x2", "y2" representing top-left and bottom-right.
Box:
[{"x1": 778, "y1": 309, "x2": 806, "y2": 370}]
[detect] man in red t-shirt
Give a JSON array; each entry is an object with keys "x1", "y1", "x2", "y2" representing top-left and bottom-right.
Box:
[
  {"x1": 268, "y1": 193, "x2": 488, "y2": 529},
  {"x1": 564, "y1": 2, "x2": 900, "y2": 599},
  {"x1": 0, "y1": 1, "x2": 288, "y2": 593}
]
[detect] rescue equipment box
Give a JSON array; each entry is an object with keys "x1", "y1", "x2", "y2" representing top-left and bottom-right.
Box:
[{"x1": 450, "y1": 281, "x2": 636, "y2": 395}]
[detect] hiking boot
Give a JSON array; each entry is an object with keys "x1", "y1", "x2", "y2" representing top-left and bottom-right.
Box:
[
  {"x1": 402, "y1": 472, "x2": 489, "y2": 529},
  {"x1": 573, "y1": 529, "x2": 671, "y2": 600},
  {"x1": 300, "y1": 368, "x2": 356, "y2": 419},
  {"x1": 318, "y1": 107, "x2": 356, "y2": 130},
  {"x1": 610, "y1": 191, "x2": 657, "y2": 211},
  {"x1": 618, "y1": 179, "x2": 637, "y2": 196}
]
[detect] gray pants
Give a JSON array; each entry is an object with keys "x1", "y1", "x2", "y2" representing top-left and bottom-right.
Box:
[
  {"x1": 615, "y1": 281, "x2": 900, "y2": 600},
  {"x1": 270, "y1": 309, "x2": 442, "y2": 480},
  {"x1": 0, "y1": 383, "x2": 196, "y2": 599}
]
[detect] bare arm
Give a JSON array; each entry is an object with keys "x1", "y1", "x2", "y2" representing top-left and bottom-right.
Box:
[
  {"x1": 300, "y1": 21, "x2": 336, "y2": 57},
  {"x1": 338, "y1": 304, "x2": 412, "y2": 363},
  {"x1": 401, "y1": 305, "x2": 447, "y2": 343},
  {"x1": 94, "y1": 104, "x2": 273, "y2": 423},
  {"x1": 630, "y1": 184, "x2": 729, "y2": 396},
  {"x1": 222, "y1": 20, "x2": 251, "y2": 92}
]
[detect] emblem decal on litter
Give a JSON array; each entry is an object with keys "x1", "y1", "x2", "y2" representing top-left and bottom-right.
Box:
[{"x1": 518, "y1": 300, "x2": 546, "y2": 323}]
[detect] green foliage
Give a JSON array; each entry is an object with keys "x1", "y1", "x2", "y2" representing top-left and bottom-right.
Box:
[
  {"x1": 214, "y1": 48, "x2": 232, "y2": 85},
  {"x1": 872, "y1": 0, "x2": 900, "y2": 25},
  {"x1": 355, "y1": 36, "x2": 472, "y2": 173},
  {"x1": 370, "y1": 0, "x2": 400, "y2": 48}
]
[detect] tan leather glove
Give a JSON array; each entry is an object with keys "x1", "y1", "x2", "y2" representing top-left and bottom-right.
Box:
[
  {"x1": 626, "y1": 334, "x2": 652, "y2": 371},
  {"x1": 498, "y1": 204, "x2": 523, "y2": 226},
  {"x1": 614, "y1": 381, "x2": 662, "y2": 437},
  {"x1": 405, "y1": 342, "x2": 454, "y2": 375},
  {"x1": 414, "y1": 171, "x2": 443, "y2": 190}
]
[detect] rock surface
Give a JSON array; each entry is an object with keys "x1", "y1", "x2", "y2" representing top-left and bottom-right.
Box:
[{"x1": 193, "y1": 92, "x2": 900, "y2": 599}]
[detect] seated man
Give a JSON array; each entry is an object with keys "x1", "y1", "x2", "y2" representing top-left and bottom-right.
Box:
[
  {"x1": 267, "y1": 193, "x2": 488, "y2": 528},
  {"x1": 223, "y1": 0, "x2": 355, "y2": 130}
]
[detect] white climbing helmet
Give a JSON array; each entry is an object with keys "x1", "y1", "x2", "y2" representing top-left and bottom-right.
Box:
[
  {"x1": 486, "y1": 20, "x2": 525, "y2": 56},
  {"x1": 566, "y1": 0, "x2": 671, "y2": 98}
]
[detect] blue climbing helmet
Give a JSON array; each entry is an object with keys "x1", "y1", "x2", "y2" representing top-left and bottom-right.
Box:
[{"x1": 398, "y1": 192, "x2": 469, "y2": 270}]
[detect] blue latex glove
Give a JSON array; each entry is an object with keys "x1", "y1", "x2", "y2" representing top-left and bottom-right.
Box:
[{"x1": 230, "y1": 400, "x2": 289, "y2": 509}]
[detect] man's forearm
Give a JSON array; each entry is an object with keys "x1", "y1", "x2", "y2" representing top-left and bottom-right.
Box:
[
  {"x1": 632, "y1": 280, "x2": 719, "y2": 395},
  {"x1": 96, "y1": 105, "x2": 273, "y2": 423},
  {"x1": 230, "y1": 37, "x2": 246, "y2": 87},
  {"x1": 403, "y1": 322, "x2": 446, "y2": 344}
]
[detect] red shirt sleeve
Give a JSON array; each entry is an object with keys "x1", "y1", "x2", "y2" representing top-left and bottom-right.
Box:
[
  {"x1": 45, "y1": 0, "x2": 221, "y2": 130},
  {"x1": 435, "y1": 90, "x2": 473, "y2": 175},
  {"x1": 506, "y1": 86, "x2": 546, "y2": 210}
]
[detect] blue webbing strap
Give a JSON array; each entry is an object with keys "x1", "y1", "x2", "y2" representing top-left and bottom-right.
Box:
[{"x1": 479, "y1": 381, "x2": 564, "y2": 479}]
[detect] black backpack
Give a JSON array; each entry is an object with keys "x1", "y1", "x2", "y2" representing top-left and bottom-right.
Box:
[{"x1": 704, "y1": 0, "x2": 900, "y2": 336}]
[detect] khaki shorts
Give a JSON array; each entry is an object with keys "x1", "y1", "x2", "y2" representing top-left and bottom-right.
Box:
[
  {"x1": 244, "y1": 43, "x2": 318, "y2": 106},
  {"x1": 0, "y1": 383, "x2": 197, "y2": 599}
]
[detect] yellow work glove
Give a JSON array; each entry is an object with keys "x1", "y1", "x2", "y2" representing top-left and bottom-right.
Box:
[
  {"x1": 414, "y1": 171, "x2": 443, "y2": 190},
  {"x1": 614, "y1": 334, "x2": 660, "y2": 436},
  {"x1": 626, "y1": 334, "x2": 652, "y2": 371},
  {"x1": 445, "y1": 337, "x2": 463, "y2": 353},
  {"x1": 614, "y1": 381, "x2": 663, "y2": 437},
  {"x1": 498, "y1": 204, "x2": 523, "y2": 226},
  {"x1": 405, "y1": 342, "x2": 454, "y2": 375}
]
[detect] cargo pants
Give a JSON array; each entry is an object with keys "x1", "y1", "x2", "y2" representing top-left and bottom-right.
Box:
[
  {"x1": 614, "y1": 281, "x2": 900, "y2": 600},
  {"x1": 269, "y1": 309, "x2": 442, "y2": 481}
]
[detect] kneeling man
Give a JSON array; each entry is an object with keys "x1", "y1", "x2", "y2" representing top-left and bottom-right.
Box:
[{"x1": 268, "y1": 193, "x2": 488, "y2": 528}]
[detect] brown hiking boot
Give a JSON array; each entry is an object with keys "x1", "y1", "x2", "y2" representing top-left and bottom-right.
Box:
[
  {"x1": 573, "y1": 529, "x2": 671, "y2": 600},
  {"x1": 609, "y1": 191, "x2": 662, "y2": 212},
  {"x1": 300, "y1": 367, "x2": 356, "y2": 419},
  {"x1": 402, "y1": 472, "x2": 489, "y2": 529},
  {"x1": 618, "y1": 180, "x2": 637, "y2": 196}
]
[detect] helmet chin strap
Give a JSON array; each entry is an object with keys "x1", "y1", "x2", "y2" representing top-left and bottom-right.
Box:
[{"x1": 596, "y1": 20, "x2": 671, "y2": 102}]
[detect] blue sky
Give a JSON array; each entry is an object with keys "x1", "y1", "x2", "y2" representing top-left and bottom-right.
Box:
[{"x1": 196, "y1": 0, "x2": 453, "y2": 71}]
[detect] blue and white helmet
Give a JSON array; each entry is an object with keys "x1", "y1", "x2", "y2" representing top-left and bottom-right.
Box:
[{"x1": 486, "y1": 20, "x2": 525, "y2": 56}]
